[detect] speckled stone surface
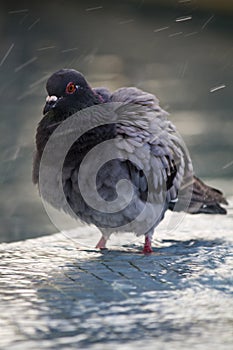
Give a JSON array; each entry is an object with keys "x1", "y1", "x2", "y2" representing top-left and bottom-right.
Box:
[{"x1": 0, "y1": 199, "x2": 232, "y2": 350}]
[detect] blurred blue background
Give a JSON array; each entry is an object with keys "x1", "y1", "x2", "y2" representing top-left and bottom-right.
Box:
[{"x1": 0, "y1": 0, "x2": 232, "y2": 242}]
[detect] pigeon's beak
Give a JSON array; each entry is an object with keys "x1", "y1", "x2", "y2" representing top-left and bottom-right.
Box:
[{"x1": 43, "y1": 95, "x2": 58, "y2": 114}]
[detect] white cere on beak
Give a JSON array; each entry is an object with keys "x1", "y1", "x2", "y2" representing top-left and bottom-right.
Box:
[{"x1": 46, "y1": 95, "x2": 58, "y2": 103}]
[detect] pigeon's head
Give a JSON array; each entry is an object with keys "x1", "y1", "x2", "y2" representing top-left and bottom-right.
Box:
[{"x1": 43, "y1": 69, "x2": 101, "y2": 116}]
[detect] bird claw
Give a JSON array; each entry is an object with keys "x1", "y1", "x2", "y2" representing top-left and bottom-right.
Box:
[
  {"x1": 142, "y1": 235, "x2": 153, "y2": 254},
  {"x1": 142, "y1": 246, "x2": 153, "y2": 254},
  {"x1": 95, "y1": 236, "x2": 107, "y2": 250}
]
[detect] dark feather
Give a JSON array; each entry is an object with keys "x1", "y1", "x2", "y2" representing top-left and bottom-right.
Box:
[
  {"x1": 93, "y1": 87, "x2": 111, "y2": 102},
  {"x1": 189, "y1": 176, "x2": 228, "y2": 214},
  {"x1": 170, "y1": 175, "x2": 228, "y2": 214}
]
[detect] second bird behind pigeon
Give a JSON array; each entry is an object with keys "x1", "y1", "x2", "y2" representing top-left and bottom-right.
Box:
[{"x1": 33, "y1": 69, "x2": 228, "y2": 253}]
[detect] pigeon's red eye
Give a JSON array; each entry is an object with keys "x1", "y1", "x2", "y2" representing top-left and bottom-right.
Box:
[{"x1": 66, "y1": 82, "x2": 76, "y2": 94}]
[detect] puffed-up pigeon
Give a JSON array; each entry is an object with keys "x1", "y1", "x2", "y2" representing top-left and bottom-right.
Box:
[{"x1": 33, "y1": 69, "x2": 228, "y2": 253}]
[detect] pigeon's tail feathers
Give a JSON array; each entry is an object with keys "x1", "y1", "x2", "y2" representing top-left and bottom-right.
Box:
[
  {"x1": 169, "y1": 176, "x2": 228, "y2": 215},
  {"x1": 189, "y1": 176, "x2": 228, "y2": 214}
]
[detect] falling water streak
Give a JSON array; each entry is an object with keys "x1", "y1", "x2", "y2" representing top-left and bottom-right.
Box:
[
  {"x1": 202, "y1": 14, "x2": 214, "y2": 30},
  {"x1": 0, "y1": 43, "x2": 14, "y2": 66},
  {"x1": 29, "y1": 73, "x2": 52, "y2": 88},
  {"x1": 19, "y1": 13, "x2": 29, "y2": 24},
  {"x1": 85, "y1": 6, "x2": 103, "y2": 11},
  {"x1": 180, "y1": 61, "x2": 188, "y2": 78},
  {"x1": 185, "y1": 31, "x2": 198, "y2": 37},
  {"x1": 154, "y1": 26, "x2": 169, "y2": 33},
  {"x1": 14, "y1": 57, "x2": 38, "y2": 72},
  {"x1": 169, "y1": 32, "x2": 183, "y2": 37},
  {"x1": 118, "y1": 19, "x2": 134, "y2": 25},
  {"x1": 8, "y1": 9, "x2": 29, "y2": 14},
  {"x1": 210, "y1": 85, "x2": 226, "y2": 93},
  {"x1": 3, "y1": 146, "x2": 21, "y2": 162},
  {"x1": 17, "y1": 86, "x2": 37, "y2": 101},
  {"x1": 222, "y1": 160, "x2": 233, "y2": 170},
  {"x1": 61, "y1": 48, "x2": 79, "y2": 53},
  {"x1": 37, "y1": 46, "x2": 56, "y2": 51},
  {"x1": 28, "y1": 18, "x2": 40, "y2": 30},
  {"x1": 176, "y1": 16, "x2": 192, "y2": 22}
]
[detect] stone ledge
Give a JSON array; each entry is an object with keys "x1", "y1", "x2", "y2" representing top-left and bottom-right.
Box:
[{"x1": 0, "y1": 199, "x2": 232, "y2": 349}]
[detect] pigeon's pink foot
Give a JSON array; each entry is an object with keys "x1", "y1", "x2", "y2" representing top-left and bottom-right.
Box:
[
  {"x1": 142, "y1": 235, "x2": 153, "y2": 254},
  {"x1": 95, "y1": 236, "x2": 107, "y2": 250}
]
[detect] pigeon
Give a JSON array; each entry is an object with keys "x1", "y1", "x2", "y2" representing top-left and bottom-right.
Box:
[{"x1": 33, "y1": 69, "x2": 228, "y2": 253}]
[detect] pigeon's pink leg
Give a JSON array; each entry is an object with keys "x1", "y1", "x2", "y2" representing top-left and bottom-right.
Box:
[
  {"x1": 95, "y1": 235, "x2": 107, "y2": 249},
  {"x1": 142, "y1": 234, "x2": 153, "y2": 254}
]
